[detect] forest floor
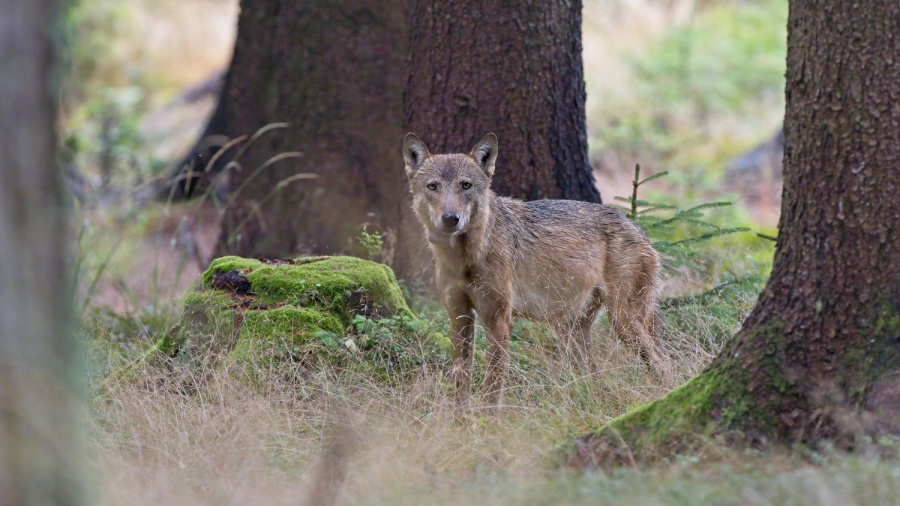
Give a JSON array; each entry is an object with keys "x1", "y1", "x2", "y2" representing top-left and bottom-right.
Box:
[
  {"x1": 87, "y1": 335, "x2": 900, "y2": 506},
  {"x1": 77, "y1": 193, "x2": 899, "y2": 506}
]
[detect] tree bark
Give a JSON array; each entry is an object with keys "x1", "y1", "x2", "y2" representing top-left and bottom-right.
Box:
[
  {"x1": 404, "y1": 0, "x2": 601, "y2": 203},
  {"x1": 0, "y1": 0, "x2": 85, "y2": 502},
  {"x1": 568, "y1": 0, "x2": 900, "y2": 467},
  {"x1": 192, "y1": 0, "x2": 600, "y2": 279},
  {"x1": 205, "y1": 0, "x2": 428, "y2": 276}
]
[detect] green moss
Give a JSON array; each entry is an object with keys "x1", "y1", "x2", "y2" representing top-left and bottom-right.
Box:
[
  {"x1": 347, "y1": 314, "x2": 452, "y2": 383},
  {"x1": 202, "y1": 255, "x2": 412, "y2": 324},
  {"x1": 606, "y1": 370, "x2": 718, "y2": 443},
  {"x1": 842, "y1": 303, "x2": 900, "y2": 403},
  {"x1": 163, "y1": 255, "x2": 440, "y2": 380},
  {"x1": 426, "y1": 331, "x2": 452, "y2": 356},
  {"x1": 588, "y1": 364, "x2": 748, "y2": 462},
  {"x1": 569, "y1": 320, "x2": 797, "y2": 465},
  {"x1": 162, "y1": 290, "x2": 240, "y2": 357},
  {"x1": 229, "y1": 307, "x2": 344, "y2": 366},
  {"x1": 183, "y1": 290, "x2": 239, "y2": 334}
]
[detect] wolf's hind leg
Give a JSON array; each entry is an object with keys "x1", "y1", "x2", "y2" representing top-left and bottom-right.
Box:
[
  {"x1": 565, "y1": 289, "x2": 604, "y2": 371},
  {"x1": 610, "y1": 286, "x2": 674, "y2": 387}
]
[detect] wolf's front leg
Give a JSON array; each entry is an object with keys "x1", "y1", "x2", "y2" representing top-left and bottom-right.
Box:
[
  {"x1": 481, "y1": 302, "x2": 512, "y2": 408},
  {"x1": 445, "y1": 291, "x2": 475, "y2": 408}
]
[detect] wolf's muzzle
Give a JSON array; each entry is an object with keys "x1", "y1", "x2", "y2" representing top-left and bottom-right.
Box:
[{"x1": 441, "y1": 213, "x2": 461, "y2": 228}]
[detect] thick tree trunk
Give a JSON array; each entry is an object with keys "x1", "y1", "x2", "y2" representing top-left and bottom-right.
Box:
[
  {"x1": 568, "y1": 1, "x2": 900, "y2": 467},
  {"x1": 206, "y1": 1, "x2": 428, "y2": 276},
  {"x1": 404, "y1": 0, "x2": 601, "y2": 203},
  {"x1": 0, "y1": 0, "x2": 84, "y2": 502}
]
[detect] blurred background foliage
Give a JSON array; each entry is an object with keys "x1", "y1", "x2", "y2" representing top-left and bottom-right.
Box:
[
  {"x1": 584, "y1": 0, "x2": 786, "y2": 224},
  {"x1": 59, "y1": 0, "x2": 783, "y2": 320},
  {"x1": 58, "y1": 0, "x2": 787, "y2": 214},
  {"x1": 59, "y1": 0, "x2": 237, "y2": 189}
]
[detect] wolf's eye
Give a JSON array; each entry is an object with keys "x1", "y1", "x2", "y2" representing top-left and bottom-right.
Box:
[
  {"x1": 460, "y1": 181, "x2": 472, "y2": 190},
  {"x1": 426, "y1": 183, "x2": 438, "y2": 191}
]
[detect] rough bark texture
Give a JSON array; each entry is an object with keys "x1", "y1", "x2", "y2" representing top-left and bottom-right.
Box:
[
  {"x1": 206, "y1": 1, "x2": 428, "y2": 277},
  {"x1": 0, "y1": 0, "x2": 84, "y2": 502},
  {"x1": 568, "y1": 1, "x2": 900, "y2": 467},
  {"x1": 404, "y1": 0, "x2": 601, "y2": 203}
]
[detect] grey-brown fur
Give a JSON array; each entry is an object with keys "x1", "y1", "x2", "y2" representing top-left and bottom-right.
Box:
[{"x1": 403, "y1": 133, "x2": 674, "y2": 407}]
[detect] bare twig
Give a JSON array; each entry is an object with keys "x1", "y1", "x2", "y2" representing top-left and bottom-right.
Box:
[{"x1": 629, "y1": 163, "x2": 641, "y2": 219}]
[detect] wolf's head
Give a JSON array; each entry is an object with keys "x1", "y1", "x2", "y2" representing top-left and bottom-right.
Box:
[{"x1": 402, "y1": 133, "x2": 498, "y2": 246}]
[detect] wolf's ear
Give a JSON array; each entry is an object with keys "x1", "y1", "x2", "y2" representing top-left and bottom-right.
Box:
[
  {"x1": 403, "y1": 133, "x2": 431, "y2": 178},
  {"x1": 469, "y1": 133, "x2": 498, "y2": 178}
]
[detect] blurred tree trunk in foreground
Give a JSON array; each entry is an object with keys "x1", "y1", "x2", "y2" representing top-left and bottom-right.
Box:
[
  {"x1": 405, "y1": 0, "x2": 602, "y2": 203},
  {"x1": 0, "y1": 0, "x2": 85, "y2": 502},
  {"x1": 569, "y1": 0, "x2": 900, "y2": 467},
  {"x1": 190, "y1": 1, "x2": 429, "y2": 276}
]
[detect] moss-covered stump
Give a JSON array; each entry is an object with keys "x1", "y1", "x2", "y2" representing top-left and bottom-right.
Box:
[{"x1": 173, "y1": 255, "x2": 447, "y2": 377}]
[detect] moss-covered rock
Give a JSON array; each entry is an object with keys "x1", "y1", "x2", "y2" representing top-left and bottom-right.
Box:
[
  {"x1": 170, "y1": 255, "x2": 447, "y2": 377},
  {"x1": 230, "y1": 307, "x2": 345, "y2": 366}
]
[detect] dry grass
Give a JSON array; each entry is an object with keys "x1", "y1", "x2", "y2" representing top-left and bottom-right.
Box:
[
  {"x1": 85, "y1": 293, "x2": 900, "y2": 506},
  {"x1": 87, "y1": 353, "x2": 653, "y2": 504},
  {"x1": 84, "y1": 257, "x2": 761, "y2": 505}
]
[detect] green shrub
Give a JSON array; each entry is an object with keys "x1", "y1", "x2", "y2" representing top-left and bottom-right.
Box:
[{"x1": 592, "y1": 0, "x2": 788, "y2": 182}]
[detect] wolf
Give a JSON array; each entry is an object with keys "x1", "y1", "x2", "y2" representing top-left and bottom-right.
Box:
[{"x1": 403, "y1": 133, "x2": 674, "y2": 407}]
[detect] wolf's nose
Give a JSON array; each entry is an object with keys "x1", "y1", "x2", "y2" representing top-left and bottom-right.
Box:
[{"x1": 441, "y1": 213, "x2": 460, "y2": 227}]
